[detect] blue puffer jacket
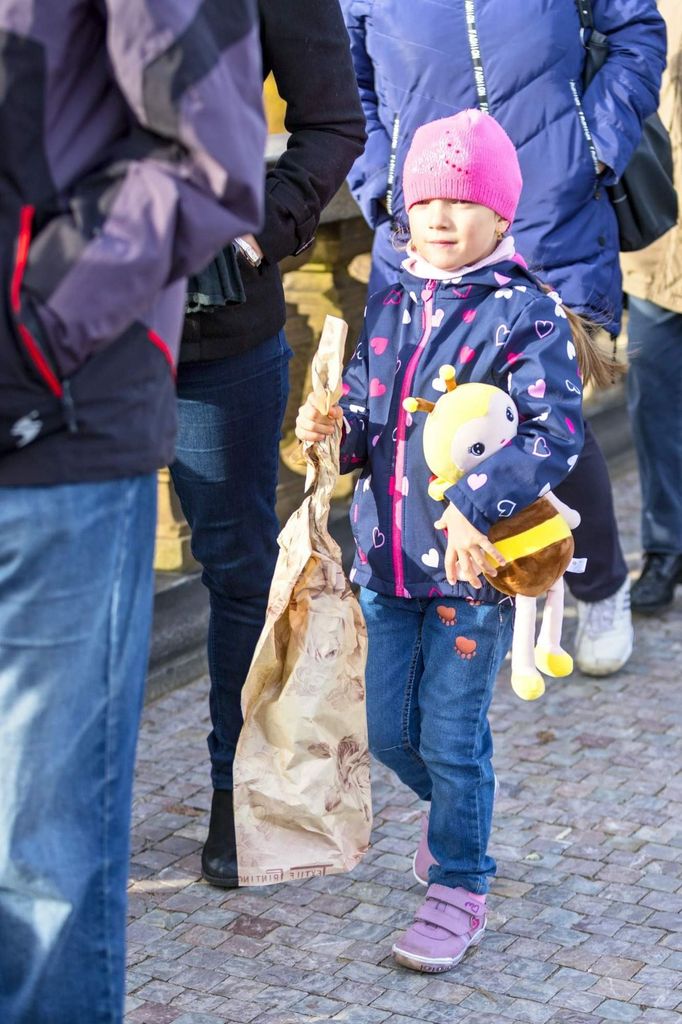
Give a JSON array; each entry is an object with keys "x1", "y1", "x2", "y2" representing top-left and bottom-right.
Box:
[
  {"x1": 340, "y1": 259, "x2": 584, "y2": 603},
  {"x1": 341, "y1": 0, "x2": 666, "y2": 334}
]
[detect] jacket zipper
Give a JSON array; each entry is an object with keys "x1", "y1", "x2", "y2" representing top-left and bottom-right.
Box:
[
  {"x1": 464, "y1": 0, "x2": 490, "y2": 112},
  {"x1": 386, "y1": 114, "x2": 400, "y2": 218},
  {"x1": 391, "y1": 282, "x2": 435, "y2": 597}
]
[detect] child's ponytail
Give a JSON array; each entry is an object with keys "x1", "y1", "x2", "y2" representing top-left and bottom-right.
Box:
[{"x1": 538, "y1": 283, "x2": 623, "y2": 389}]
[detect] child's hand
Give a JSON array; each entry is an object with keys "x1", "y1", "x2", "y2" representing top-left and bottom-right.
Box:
[
  {"x1": 434, "y1": 502, "x2": 506, "y2": 589},
  {"x1": 295, "y1": 391, "x2": 343, "y2": 443}
]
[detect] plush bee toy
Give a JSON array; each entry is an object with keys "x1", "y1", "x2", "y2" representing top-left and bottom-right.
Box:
[{"x1": 404, "y1": 365, "x2": 580, "y2": 701}]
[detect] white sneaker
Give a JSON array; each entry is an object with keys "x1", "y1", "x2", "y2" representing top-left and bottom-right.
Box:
[{"x1": 574, "y1": 577, "x2": 634, "y2": 677}]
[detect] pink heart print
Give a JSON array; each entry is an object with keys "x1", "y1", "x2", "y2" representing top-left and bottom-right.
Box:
[
  {"x1": 372, "y1": 527, "x2": 385, "y2": 548},
  {"x1": 383, "y1": 289, "x2": 402, "y2": 305},
  {"x1": 535, "y1": 320, "x2": 554, "y2": 339},
  {"x1": 370, "y1": 336, "x2": 389, "y2": 355},
  {"x1": 528, "y1": 379, "x2": 546, "y2": 399},
  {"x1": 370, "y1": 378, "x2": 386, "y2": 397},
  {"x1": 462, "y1": 308, "x2": 477, "y2": 324},
  {"x1": 494, "y1": 272, "x2": 511, "y2": 286},
  {"x1": 565, "y1": 417, "x2": 576, "y2": 434},
  {"x1": 342, "y1": 382, "x2": 351, "y2": 395},
  {"x1": 459, "y1": 345, "x2": 475, "y2": 364},
  {"x1": 506, "y1": 351, "x2": 521, "y2": 364},
  {"x1": 452, "y1": 284, "x2": 472, "y2": 299}
]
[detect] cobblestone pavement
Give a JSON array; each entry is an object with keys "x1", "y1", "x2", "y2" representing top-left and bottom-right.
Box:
[{"x1": 127, "y1": 453, "x2": 682, "y2": 1024}]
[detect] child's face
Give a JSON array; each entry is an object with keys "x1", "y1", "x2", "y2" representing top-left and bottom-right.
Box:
[{"x1": 407, "y1": 199, "x2": 508, "y2": 272}]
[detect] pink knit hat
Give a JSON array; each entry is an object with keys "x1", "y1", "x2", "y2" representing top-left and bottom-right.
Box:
[{"x1": 402, "y1": 110, "x2": 523, "y2": 223}]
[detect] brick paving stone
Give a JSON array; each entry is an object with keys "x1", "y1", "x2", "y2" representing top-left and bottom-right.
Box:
[
  {"x1": 128, "y1": 1004, "x2": 182, "y2": 1023},
  {"x1": 330, "y1": 1008, "x2": 393, "y2": 1023},
  {"x1": 328, "y1": 980, "x2": 388, "y2": 1005},
  {"x1": 168, "y1": 1014, "x2": 226, "y2": 1024},
  {"x1": 597, "y1": 999, "x2": 645, "y2": 1022}
]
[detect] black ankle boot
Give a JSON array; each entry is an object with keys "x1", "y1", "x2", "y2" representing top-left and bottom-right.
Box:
[
  {"x1": 630, "y1": 552, "x2": 682, "y2": 614},
  {"x1": 201, "y1": 789, "x2": 239, "y2": 888}
]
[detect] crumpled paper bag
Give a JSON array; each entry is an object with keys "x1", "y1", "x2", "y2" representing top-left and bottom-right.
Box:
[{"x1": 233, "y1": 315, "x2": 371, "y2": 886}]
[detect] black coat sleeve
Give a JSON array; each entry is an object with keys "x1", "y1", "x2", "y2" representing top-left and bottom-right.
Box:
[{"x1": 256, "y1": 0, "x2": 366, "y2": 264}]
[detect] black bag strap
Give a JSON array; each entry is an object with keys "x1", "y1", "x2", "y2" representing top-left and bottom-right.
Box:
[
  {"x1": 575, "y1": 0, "x2": 609, "y2": 86},
  {"x1": 575, "y1": 0, "x2": 594, "y2": 30}
]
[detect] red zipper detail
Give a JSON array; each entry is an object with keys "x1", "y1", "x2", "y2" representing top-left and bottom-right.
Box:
[
  {"x1": 11, "y1": 204, "x2": 63, "y2": 398},
  {"x1": 147, "y1": 329, "x2": 177, "y2": 379},
  {"x1": 17, "y1": 322, "x2": 62, "y2": 397},
  {"x1": 10, "y1": 204, "x2": 34, "y2": 313},
  {"x1": 391, "y1": 282, "x2": 435, "y2": 597}
]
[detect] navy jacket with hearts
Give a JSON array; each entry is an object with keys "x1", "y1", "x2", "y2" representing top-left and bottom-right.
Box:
[{"x1": 339, "y1": 259, "x2": 584, "y2": 603}]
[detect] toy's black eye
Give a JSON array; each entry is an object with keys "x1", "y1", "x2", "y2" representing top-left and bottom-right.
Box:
[
  {"x1": 468, "y1": 442, "x2": 486, "y2": 456},
  {"x1": 506, "y1": 407, "x2": 515, "y2": 421}
]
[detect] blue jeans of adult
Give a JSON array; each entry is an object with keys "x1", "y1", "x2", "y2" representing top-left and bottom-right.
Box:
[
  {"x1": 627, "y1": 295, "x2": 682, "y2": 554},
  {"x1": 0, "y1": 475, "x2": 157, "y2": 1024},
  {"x1": 360, "y1": 589, "x2": 514, "y2": 895},
  {"x1": 170, "y1": 331, "x2": 292, "y2": 790}
]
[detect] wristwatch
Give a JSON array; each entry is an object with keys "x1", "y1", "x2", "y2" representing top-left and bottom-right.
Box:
[{"x1": 234, "y1": 236, "x2": 263, "y2": 268}]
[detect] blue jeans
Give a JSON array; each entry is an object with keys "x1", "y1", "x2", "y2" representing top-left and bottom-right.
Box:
[
  {"x1": 360, "y1": 590, "x2": 513, "y2": 894},
  {"x1": 171, "y1": 331, "x2": 291, "y2": 789},
  {"x1": 0, "y1": 475, "x2": 157, "y2": 1024},
  {"x1": 627, "y1": 296, "x2": 682, "y2": 554}
]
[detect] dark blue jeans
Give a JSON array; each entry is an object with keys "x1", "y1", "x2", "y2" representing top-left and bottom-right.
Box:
[
  {"x1": 0, "y1": 475, "x2": 157, "y2": 1024},
  {"x1": 627, "y1": 296, "x2": 682, "y2": 554},
  {"x1": 171, "y1": 331, "x2": 292, "y2": 789},
  {"x1": 360, "y1": 589, "x2": 514, "y2": 894}
]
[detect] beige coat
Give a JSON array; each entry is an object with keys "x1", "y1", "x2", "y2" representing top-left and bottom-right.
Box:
[{"x1": 621, "y1": 0, "x2": 682, "y2": 314}]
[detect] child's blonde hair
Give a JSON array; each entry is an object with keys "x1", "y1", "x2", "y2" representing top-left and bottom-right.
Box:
[{"x1": 538, "y1": 282, "x2": 622, "y2": 389}]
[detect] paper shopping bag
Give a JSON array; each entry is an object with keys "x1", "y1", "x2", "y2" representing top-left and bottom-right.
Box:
[{"x1": 233, "y1": 315, "x2": 371, "y2": 886}]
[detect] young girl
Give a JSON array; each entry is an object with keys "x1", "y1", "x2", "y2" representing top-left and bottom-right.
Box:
[{"x1": 296, "y1": 110, "x2": 604, "y2": 973}]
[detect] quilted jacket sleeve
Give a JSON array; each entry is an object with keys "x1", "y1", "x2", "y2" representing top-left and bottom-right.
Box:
[
  {"x1": 583, "y1": 0, "x2": 667, "y2": 180},
  {"x1": 340, "y1": 0, "x2": 392, "y2": 229},
  {"x1": 444, "y1": 294, "x2": 585, "y2": 533}
]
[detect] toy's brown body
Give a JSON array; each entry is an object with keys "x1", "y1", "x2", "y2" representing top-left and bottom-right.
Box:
[{"x1": 484, "y1": 497, "x2": 574, "y2": 599}]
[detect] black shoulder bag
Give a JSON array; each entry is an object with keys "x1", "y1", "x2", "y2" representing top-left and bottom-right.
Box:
[{"x1": 576, "y1": 0, "x2": 678, "y2": 251}]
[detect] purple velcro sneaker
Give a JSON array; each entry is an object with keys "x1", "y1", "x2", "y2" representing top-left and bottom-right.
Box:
[{"x1": 393, "y1": 884, "x2": 486, "y2": 972}]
